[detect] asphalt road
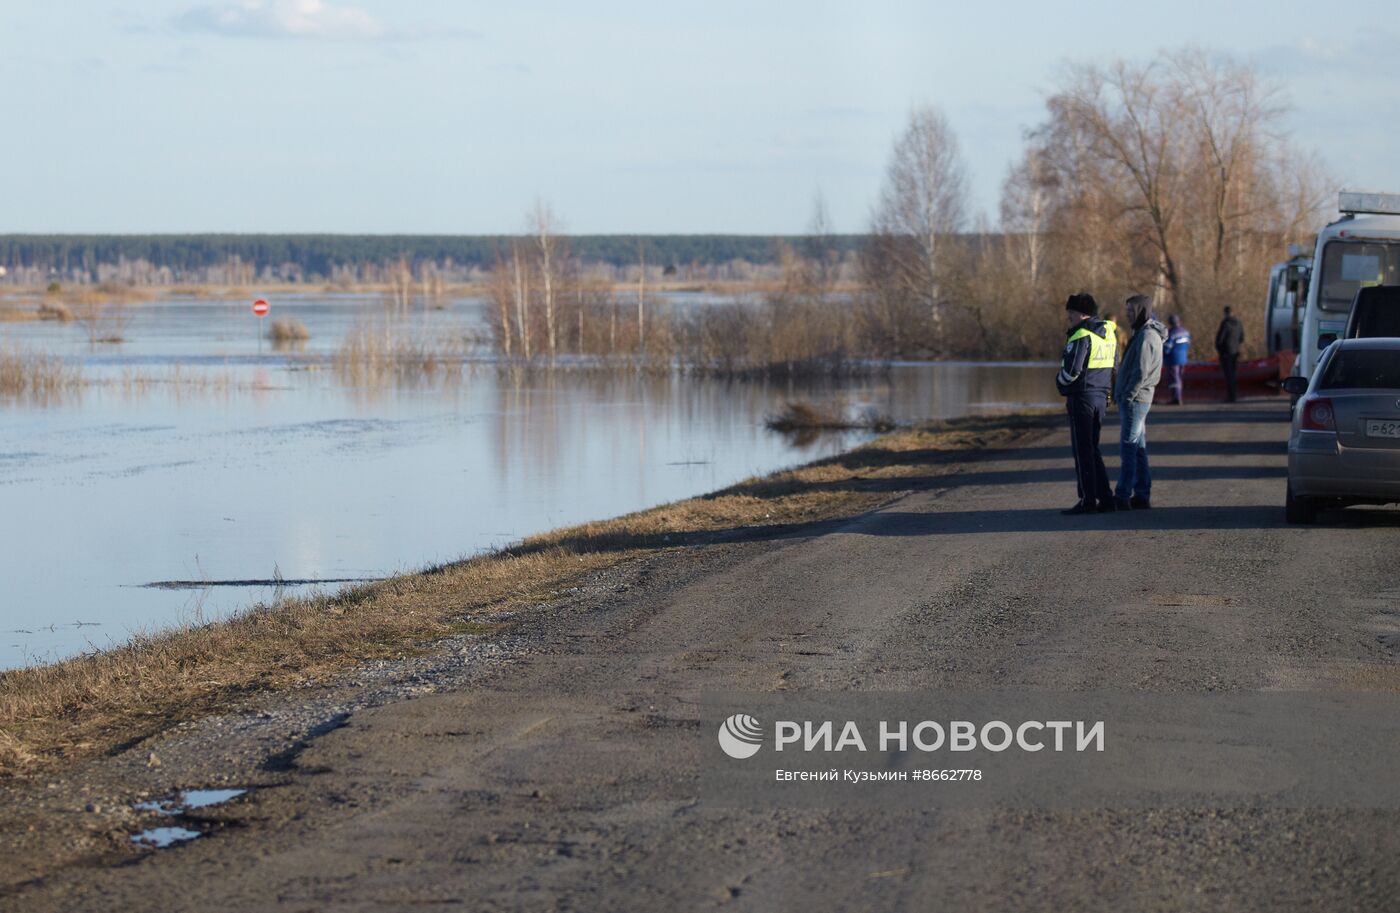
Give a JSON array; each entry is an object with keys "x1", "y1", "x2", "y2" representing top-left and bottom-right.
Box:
[{"x1": 12, "y1": 400, "x2": 1400, "y2": 912}]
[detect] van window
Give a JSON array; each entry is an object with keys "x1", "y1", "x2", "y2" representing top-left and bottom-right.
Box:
[
  {"x1": 1318, "y1": 241, "x2": 1400, "y2": 312},
  {"x1": 1318, "y1": 349, "x2": 1400, "y2": 389}
]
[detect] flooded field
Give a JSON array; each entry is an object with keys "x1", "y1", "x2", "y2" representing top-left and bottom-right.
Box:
[{"x1": 1, "y1": 292, "x2": 1056, "y2": 668}]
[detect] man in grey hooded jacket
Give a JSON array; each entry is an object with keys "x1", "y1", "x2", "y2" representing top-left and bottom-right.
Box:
[{"x1": 1113, "y1": 294, "x2": 1166, "y2": 509}]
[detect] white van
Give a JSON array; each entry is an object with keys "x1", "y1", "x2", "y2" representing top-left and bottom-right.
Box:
[
  {"x1": 1296, "y1": 192, "x2": 1400, "y2": 381},
  {"x1": 1265, "y1": 248, "x2": 1310, "y2": 356}
]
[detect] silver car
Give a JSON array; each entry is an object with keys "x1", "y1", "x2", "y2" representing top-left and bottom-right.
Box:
[{"x1": 1283, "y1": 338, "x2": 1400, "y2": 523}]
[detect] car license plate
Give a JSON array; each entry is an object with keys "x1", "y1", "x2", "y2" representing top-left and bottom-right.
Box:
[{"x1": 1366, "y1": 420, "x2": 1400, "y2": 439}]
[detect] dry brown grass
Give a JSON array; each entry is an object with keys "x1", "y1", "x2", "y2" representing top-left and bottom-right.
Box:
[
  {"x1": 56, "y1": 283, "x2": 152, "y2": 306},
  {"x1": 768, "y1": 400, "x2": 842, "y2": 430},
  {"x1": 333, "y1": 324, "x2": 462, "y2": 390},
  {"x1": 164, "y1": 285, "x2": 296, "y2": 299},
  {"x1": 765, "y1": 400, "x2": 899, "y2": 438},
  {"x1": 266, "y1": 320, "x2": 310, "y2": 350},
  {"x1": 0, "y1": 344, "x2": 84, "y2": 403},
  {"x1": 0, "y1": 411, "x2": 1055, "y2": 779},
  {"x1": 38, "y1": 301, "x2": 74, "y2": 322},
  {"x1": 268, "y1": 317, "x2": 311, "y2": 343}
]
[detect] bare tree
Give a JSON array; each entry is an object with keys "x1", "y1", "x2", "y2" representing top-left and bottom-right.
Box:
[
  {"x1": 530, "y1": 202, "x2": 561, "y2": 360},
  {"x1": 803, "y1": 190, "x2": 841, "y2": 290},
  {"x1": 1052, "y1": 61, "x2": 1191, "y2": 308},
  {"x1": 418, "y1": 261, "x2": 445, "y2": 308},
  {"x1": 74, "y1": 300, "x2": 132, "y2": 347},
  {"x1": 636, "y1": 238, "x2": 647, "y2": 355},
  {"x1": 1169, "y1": 49, "x2": 1282, "y2": 279},
  {"x1": 1000, "y1": 148, "x2": 1053, "y2": 287},
  {"x1": 487, "y1": 245, "x2": 514, "y2": 357},
  {"x1": 998, "y1": 47, "x2": 1333, "y2": 351},
  {"x1": 609, "y1": 290, "x2": 618, "y2": 356},
  {"x1": 574, "y1": 265, "x2": 585, "y2": 353},
  {"x1": 868, "y1": 104, "x2": 970, "y2": 348},
  {"x1": 387, "y1": 255, "x2": 413, "y2": 310},
  {"x1": 511, "y1": 241, "x2": 531, "y2": 360},
  {"x1": 1275, "y1": 147, "x2": 1332, "y2": 242}
]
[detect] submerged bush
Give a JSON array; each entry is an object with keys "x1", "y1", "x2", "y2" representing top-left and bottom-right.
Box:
[
  {"x1": 37, "y1": 301, "x2": 74, "y2": 322},
  {"x1": 268, "y1": 317, "x2": 311, "y2": 343},
  {"x1": 765, "y1": 400, "x2": 900, "y2": 434}
]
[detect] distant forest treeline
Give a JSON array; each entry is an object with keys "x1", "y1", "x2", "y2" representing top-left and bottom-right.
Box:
[{"x1": 0, "y1": 234, "x2": 865, "y2": 285}]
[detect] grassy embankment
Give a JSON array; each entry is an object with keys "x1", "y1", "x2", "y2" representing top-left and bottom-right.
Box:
[{"x1": 0, "y1": 411, "x2": 1057, "y2": 779}]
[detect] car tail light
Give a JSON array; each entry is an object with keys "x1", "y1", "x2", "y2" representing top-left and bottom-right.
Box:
[{"x1": 1300, "y1": 397, "x2": 1336, "y2": 432}]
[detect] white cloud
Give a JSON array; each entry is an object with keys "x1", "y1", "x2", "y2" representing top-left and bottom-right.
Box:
[
  {"x1": 175, "y1": 0, "x2": 387, "y2": 40},
  {"x1": 1295, "y1": 37, "x2": 1349, "y2": 64},
  {"x1": 1255, "y1": 31, "x2": 1400, "y2": 80}
]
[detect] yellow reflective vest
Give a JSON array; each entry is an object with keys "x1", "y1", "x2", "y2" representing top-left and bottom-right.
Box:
[{"x1": 1071, "y1": 321, "x2": 1117, "y2": 370}]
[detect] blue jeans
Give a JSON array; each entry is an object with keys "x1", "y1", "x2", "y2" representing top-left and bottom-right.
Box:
[
  {"x1": 1116, "y1": 400, "x2": 1151, "y2": 501},
  {"x1": 1167, "y1": 363, "x2": 1185, "y2": 403}
]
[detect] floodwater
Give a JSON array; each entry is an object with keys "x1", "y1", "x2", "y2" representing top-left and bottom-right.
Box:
[{"x1": 1, "y1": 293, "x2": 1056, "y2": 668}]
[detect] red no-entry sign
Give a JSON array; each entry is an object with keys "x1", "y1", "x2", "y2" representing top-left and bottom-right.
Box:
[{"x1": 252, "y1": 298, "x2": 270, "y2": 317}]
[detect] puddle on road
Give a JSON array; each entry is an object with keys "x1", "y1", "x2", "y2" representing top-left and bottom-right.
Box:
[
  {"x1": 130, "y1": 788, "x2": 247, "y2": 847},
  {"x1": 131, "y1": 826, "x2": 201, "y2": 848},
  {"x1": 134, "y1": 787, "x2": 247, "y2": 815},
  {"x1": 180, "y1": 788, "x2": 247, "y2": 809}
]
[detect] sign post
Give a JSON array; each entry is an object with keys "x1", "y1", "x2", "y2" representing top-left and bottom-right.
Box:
[{"x1": 252, "y1": 298, "x2": 269, "y2": 356}]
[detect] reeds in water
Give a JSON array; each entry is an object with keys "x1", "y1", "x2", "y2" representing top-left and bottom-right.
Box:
[
  {"x1": 765, "y1": 399, "x2": 899, "y2": 433},
  {"x1": 0, "y1": 344, "x2": 84, "y2": 403},
  {"x1": 38, "y1": 301, "x2": 74, "y2": 322},
  {"x1": 267, "y1": 317, "x2": 311, "y2": 345},
  {"x1": 333, "y1": 325, "x2": 461, "y2": 389}
]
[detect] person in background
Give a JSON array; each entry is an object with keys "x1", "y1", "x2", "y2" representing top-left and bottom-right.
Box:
[
  {"x1": 1101, "y1": 311, "x2": 1123, "y2": 396},
  {"x1": 1163, "y1": 314, "x2": 1191, "y2": 404},
  {"x1": 1056, "y1": 293, "x2": 1116, "y2": 514},
  {"x1": 1214, "y1": 306, "x2": 1245, "y2": 402},
  {"x1": 1113, "y1": 295, "x2": 1165, "y2": 510},
  {"x1": 1109, "y1": 312, "x2": 1122, "y2": 396}
]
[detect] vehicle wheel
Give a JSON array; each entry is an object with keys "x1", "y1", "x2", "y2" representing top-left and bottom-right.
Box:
[{"x1": 1286, "y1": 483, "x2": 1318, "y2": 524}]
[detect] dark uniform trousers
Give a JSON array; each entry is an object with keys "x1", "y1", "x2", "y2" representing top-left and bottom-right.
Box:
[{"x1": 1067, "y1": 392, "x2": 1112, "y2": 506}]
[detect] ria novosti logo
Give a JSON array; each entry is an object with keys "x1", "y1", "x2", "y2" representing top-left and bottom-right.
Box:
[
  {"x1": 716, "y1": 713, "x2": 1106, "y2": 759},
  {"x1": 717, "y1": 713, "x2": 763, "y2": 759}
]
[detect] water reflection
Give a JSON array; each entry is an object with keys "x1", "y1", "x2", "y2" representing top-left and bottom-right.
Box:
[{"x1": 0, "y1": 294, "x2": 1055, "y2": 668}]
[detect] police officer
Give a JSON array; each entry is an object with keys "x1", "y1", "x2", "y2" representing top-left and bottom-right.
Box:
[{"x1": 1056, "y1": 293, "x2": 1116, "y2": 514}]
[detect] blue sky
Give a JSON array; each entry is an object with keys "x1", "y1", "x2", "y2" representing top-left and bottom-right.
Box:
[{"x1": 2, "y1": 1, "x2": 1396, "y2": 233}]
